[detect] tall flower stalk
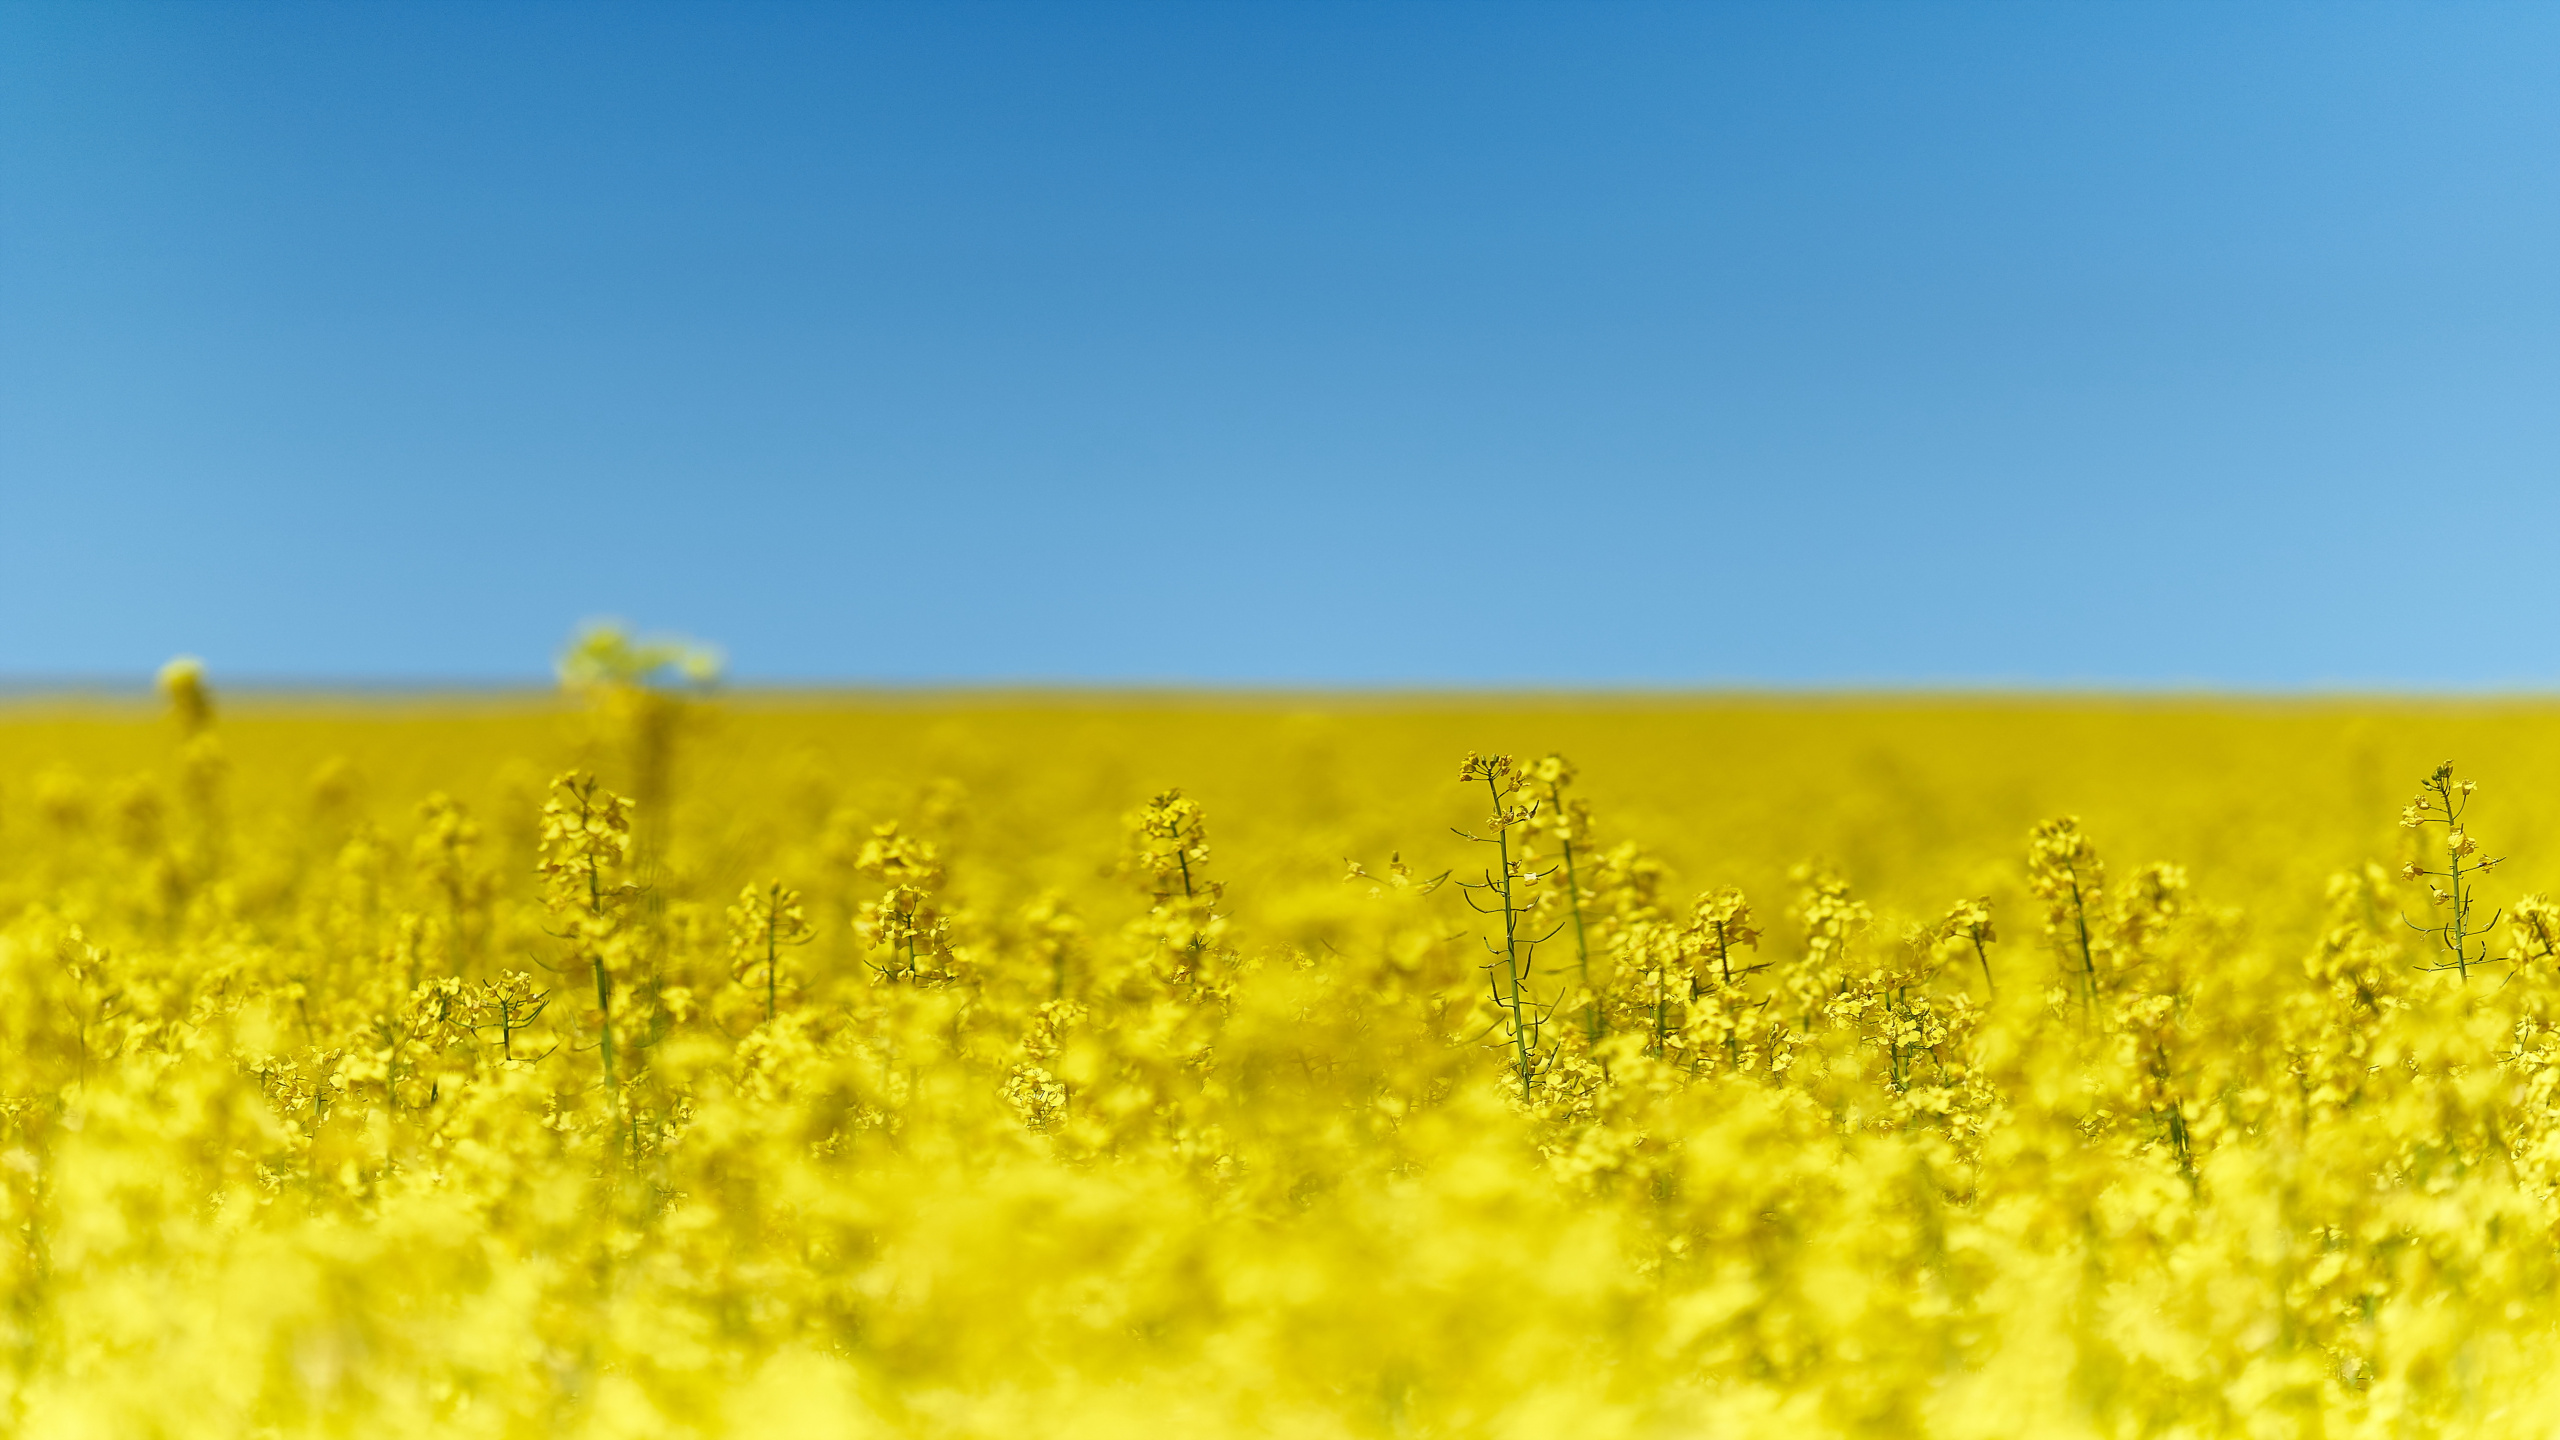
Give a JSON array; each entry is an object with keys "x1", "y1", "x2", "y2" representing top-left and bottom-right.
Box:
[
  {"x1": 1455, "y1": 753, "x2": 1555, "y2": 1098},
  {"x1": 2402, "y1": 761, "x2": 2504, "y2": 979}
]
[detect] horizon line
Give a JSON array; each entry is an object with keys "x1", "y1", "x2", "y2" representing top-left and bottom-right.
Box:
[{"x1": 11, "y1": 676, "x2": 2560, "y2": 707}]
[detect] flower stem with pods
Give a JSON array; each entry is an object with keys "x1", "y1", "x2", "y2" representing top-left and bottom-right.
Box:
[
  {"x1": 2402, "y1": 761, "x2": 2505, "y2": 980},
  {"x1": 1456, "y1": 753, "x2": 1556, "y2": 1099}
]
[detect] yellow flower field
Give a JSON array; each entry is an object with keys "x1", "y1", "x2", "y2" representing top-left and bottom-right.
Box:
[{"x1": 9, "y1": 673, "x2": 2560, "y2": 1437}]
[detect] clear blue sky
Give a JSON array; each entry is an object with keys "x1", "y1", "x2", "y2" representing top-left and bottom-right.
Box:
[{"x1": 5, "y1": 1, "x2": 2558, "y2": 687}]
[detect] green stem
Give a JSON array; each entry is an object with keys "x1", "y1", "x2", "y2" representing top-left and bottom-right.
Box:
[
  {"x1": 1559, "y1": 834, "x2": 1598, "y2": 1042},
  {"x1": 2443, "y1": 779, "x2": 2472, "y2": 980},
  {"x1": 1486, "y1": 776, "x2": 1534, "y2": 1096},
  {"x1": 2067, "y1": 867, "x2": 2097, "y2": 1013},
  {"x1": 1889, "y1": 985, "x2": 1906, "y2": 1091},
  {"x1": 585, "y1": 847, "x2": 619, "y2": 1097}
]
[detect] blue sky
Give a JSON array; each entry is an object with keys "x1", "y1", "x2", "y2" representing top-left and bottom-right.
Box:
[{"x1": 5, "y1": 1, "x2": 2558, "y2": 686}]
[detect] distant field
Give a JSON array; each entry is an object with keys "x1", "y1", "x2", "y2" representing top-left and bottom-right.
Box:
[
  {"x1": 2, "y1": 689, "x2": 2557, "y2": 1435},
  {"x1": 16, "y1": 689, "x2": 2560, "y2": 912}
]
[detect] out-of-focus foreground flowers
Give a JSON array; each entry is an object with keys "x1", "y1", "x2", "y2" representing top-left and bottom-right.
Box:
[{"x1": 8, "y1": 669, "x2": 2560, "y2": 1438}]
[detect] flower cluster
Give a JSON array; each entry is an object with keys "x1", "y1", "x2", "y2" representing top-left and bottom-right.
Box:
[{"x1": 3, "y1": 679, "x2": 2560, "y2": 1438}]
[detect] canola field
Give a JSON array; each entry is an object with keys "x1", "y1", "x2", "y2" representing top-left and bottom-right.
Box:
[{"x1": 11, "y1": 666, "x2": 2560, "y2": 1437}]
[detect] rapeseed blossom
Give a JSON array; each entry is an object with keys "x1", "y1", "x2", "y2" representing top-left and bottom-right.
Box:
[{"x1": 5, "y1": 679, "x2": 2560, "y2": 1436}]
